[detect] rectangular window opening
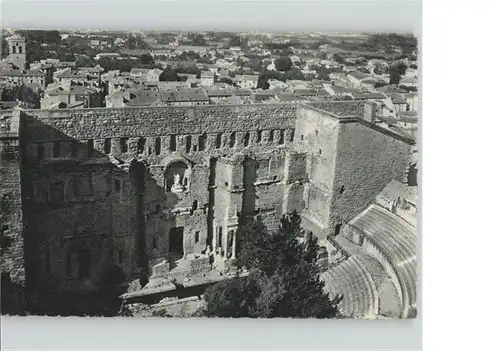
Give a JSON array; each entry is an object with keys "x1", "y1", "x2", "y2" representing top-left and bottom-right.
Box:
[
  {"x1": 120, "y1": 138, "x2": 128, "y2": 153},
  {"x1": 53, "y1": 141, "x2": 61, "y2": 157},
  {"x1": 215, "y1": 133, "x2": 222, "y2": 149},
  {"x1": 104, "y1": 138, "x2": 111, "y2": 154},
  {"x1": 87, "y1": 139, "x2": 94, "y2": 157},
  {"x1": 169, "y1": 135, "x2": 176, "y2": 152},
  {"x1": 186, "y1": 135, "x2": 192, "y2": 153},
  {"x1": 78, "y1": 249, "x2": 91, "y2": 280}
]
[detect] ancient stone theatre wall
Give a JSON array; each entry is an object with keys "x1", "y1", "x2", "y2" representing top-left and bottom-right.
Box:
[{"x1": 0, "y1": 101, "x2": 415, "y2": 308}]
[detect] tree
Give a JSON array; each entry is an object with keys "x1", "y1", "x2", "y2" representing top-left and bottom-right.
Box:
[
  {"x1": 159, "y1": 66, "x2": 179, "y2": 81},
  {"x1": 218, "y1": 77, "x2": 236, "y2": 86},
  {"x1": 257, "y1": 76, "x2": 270, "y2": 90},
  {"x1": 246, "y1": 58, "x2": 262, "y2": 72},
  {"x1": 333, "y1": 53, "x2": 346, "y2": 64},
  {"x1": 373, "y1": 64, "x2": 387, "y2": 75},
  {"x1": 229, "y1": 35, "x2": 242, "y2": 47},
  {"x1": 126, "y1": 33, "x2": 148, "y2": 50},
  {"x1": 317, "y1": 51, "x2": 327, "y2": 60},
  {"x1": 389, "y1": 62, "x2": 408, "y2": 85},
  {"x1": 274, "y1": 56, "x2": 293, "y2": 71},
  {"x1": 188, "y1": 33, "x2": 206, "y2": 46},
  {"x1": 139, "y1": 54, "x2": 154, "y2": 65},
  {"x1": 358, "y1": 67, "x2": 370, "y2": 74},
  {"x1": 204, "y1": 211, "x2": 341, "y2": 318},
  {"x1": 283, "y1": 67, "x2": 305, "y2": 81}
]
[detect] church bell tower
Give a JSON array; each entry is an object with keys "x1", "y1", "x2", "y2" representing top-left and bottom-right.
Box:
[{"x1": 6, "y1": 33, "x2": 27, "y2": 70}]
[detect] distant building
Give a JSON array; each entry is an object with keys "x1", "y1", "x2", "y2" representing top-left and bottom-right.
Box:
[
  {"x1": 200, "y1": 71, "x2": 215, "y2": 87},
  {"x1": 233, "y1": 75, "x2": 259, "y2": 89},
  {"x1": 41, "y1": 82, "x2": 100, "y2": 109},
  {"x1": 130, "y1": 68, "x2": 151, "y2": 78},
  {"x1": 157, "y1": 81, "x2": 191, "y2": 90},
  {"x1": 172, "y1": 89, "x2": 210, "y2": 106},
  {"x1": 205, "y1": 88, "x2": 233, "y2": 104},
  {"x1": 360, "y1": 78, "x2": 379, "y2": 91},
  {"x1": 146, "y1": 68, "x2": 163, "y2": 82},
  {"x1": 405, "y1": 93, "x2": 418, "y2": 112},
  {"x1": 0, "y1": 69, "x2": 46, "y2": 89},
  {"x1": 75, "y1": 66, "x2": 103, "y2": 81},
  {"x1": 399, "y1": 76, "x2": 418, "y2": 89},
  {"x1": 114, "y1": 37, "x2": 126, "y2": 46},
  {"x1": 268, "y1": 79, "x2": 289, "y2": 91},
  {"x1": 388, "y1": 93, "x2": 409, "y2": 113},
  {"x1": 53, "y1": 69, "x2": 90, "y2": 86},
  {"x1": 178, "y1": 73, "x2": 198, "y2": 84},
  {"x1": 94, "y1": 53, "x2": 121, "y2": 60},
  {"x1": 346, "y1": 71, "x2": 372, "y2": 88},
  {"x1": 253, "y1": 90, "x2": 276, "y2": 102},
  {"x1": 276, "y1": 92, "x2": 309, "y2": 104}
]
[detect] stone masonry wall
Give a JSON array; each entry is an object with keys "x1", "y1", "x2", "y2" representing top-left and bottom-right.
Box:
[
  {"x1": 23, "y1": 162, "x2": 140, "y2": 295},
  {"x1": 21, "y1": 104, "x2": 297, "y2": 140},
  {"x1": 293, "y1": 106, "x2": 341, "y2": 237},
  {"x1": 329, "y1": 121, "x2": 413, "y2": 233},
  {"x1": 0, "y1": 110, "x2": 26, "y2": 313}
]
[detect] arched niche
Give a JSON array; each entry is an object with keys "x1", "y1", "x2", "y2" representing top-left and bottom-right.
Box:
[{"x1": 160, "y1": 154, "x2": 192, "y2": 193}]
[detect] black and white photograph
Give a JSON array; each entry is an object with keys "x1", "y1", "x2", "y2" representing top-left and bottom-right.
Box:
[{"x1": 0, "y1": 0, "x2": 419, "y2": 321}]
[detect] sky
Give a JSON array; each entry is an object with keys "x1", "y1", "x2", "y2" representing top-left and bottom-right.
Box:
[{"x1": 1, "y1": 0, "x2": 421, "y2": 34}]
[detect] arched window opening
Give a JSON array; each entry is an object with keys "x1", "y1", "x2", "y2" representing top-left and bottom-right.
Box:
[{"x1": 256, "y1": 130, "x2": 262, "y2": 143}]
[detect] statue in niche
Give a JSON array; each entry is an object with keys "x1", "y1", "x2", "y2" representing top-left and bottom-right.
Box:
[{"x1": 170, "y1": 173, "x2": 184, "y2": 193}]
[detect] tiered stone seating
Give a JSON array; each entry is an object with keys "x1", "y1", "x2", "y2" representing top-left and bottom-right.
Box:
[
  {"x1": 321, "y1": 255, "x2": 380, "y2": 318},
  {"x1": 348, "y1": 204, "x2": 417, "y2": 318}
]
